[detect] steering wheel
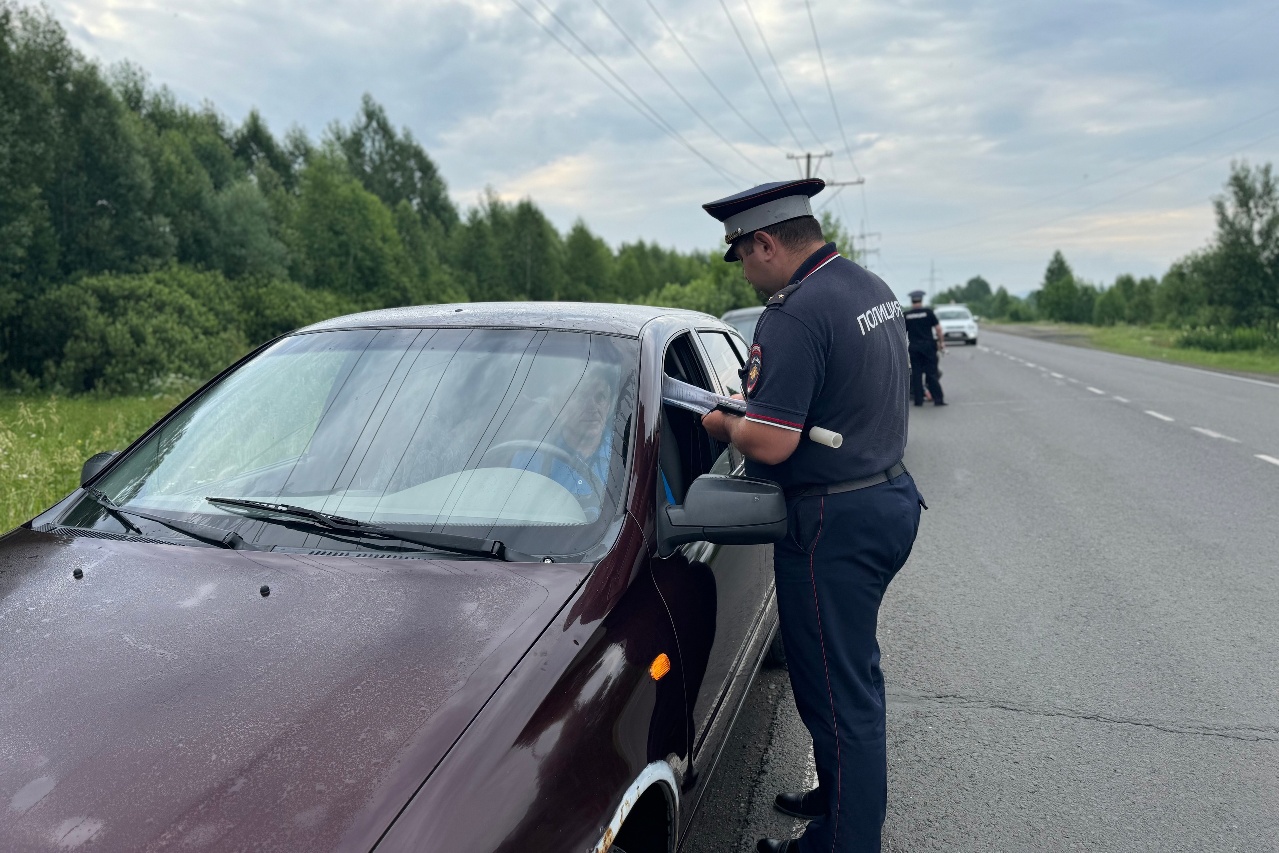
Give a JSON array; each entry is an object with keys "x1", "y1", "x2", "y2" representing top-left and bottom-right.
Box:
[{"x1": 480, "y1": 439, "x2": 608, "y2": 501}]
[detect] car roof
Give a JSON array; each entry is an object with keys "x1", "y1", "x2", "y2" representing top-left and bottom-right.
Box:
[
  {"x1": 296, "y1": 302, "x2": 719, "y2": 337},
  {"x1": 720, "y1": 305, "x2": 765, "y2": 319}
]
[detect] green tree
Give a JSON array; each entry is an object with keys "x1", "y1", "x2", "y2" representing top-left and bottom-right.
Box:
[
  {"x1": 208, "y1": 180, "x2": 290, "y2": 280},
  {"x1": 563, "y1": 220, "x2": 616, "y2": 302},
  {"x1": 1155, "y1": 253, "x2": 1212, "y2": 326},
  {"x1": 332, "y1": 94, "x2": 458, "y2": 232},
  {"x1": 1036, "y1": 251, "x2": 1081, "y2": 322},
  {"x1": 289, "y1": 153, "x2": 416, "y2": 306},
  {"x1": 935, "y1": 275, "x2": 994, "y2": 314},
  {"x1": 643, "y1": 258, "x2": 757, "y2": 316},
  {"x1": 1093, "y1": 284, "x2": 1126, "y2": 326},
  {"x1": 1208, "y1": 161, "x2": 1278, "y2": 324},
  {"x1": 0, "y1": 2, "x2": 59, "y2": 353},
  {"x1": 1126, "y1": 276, "x2": 1156, "y2": 324}
]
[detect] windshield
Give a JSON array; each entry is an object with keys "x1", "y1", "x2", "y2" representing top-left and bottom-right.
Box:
[
  {"x1": 935, "y1": 308, "x2": 972, "y2": 321},
  {"x1": 63, "y1": 328, "x2": 639, "y2": 558}
]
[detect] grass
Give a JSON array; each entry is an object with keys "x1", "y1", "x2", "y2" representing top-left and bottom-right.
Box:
[
  {"x1": 0, "y1": 392, "x2": 187, "y2": 533},
  {"x1": 987, "y1": 321, "x2": 1279, "y2": 376}
]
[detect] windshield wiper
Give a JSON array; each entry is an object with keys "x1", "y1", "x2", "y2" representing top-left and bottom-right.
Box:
[
  {"x1": 83, "y1": 487, "x2": 260, "y2": 551},
  {"x1": 204, "y1": 497, "x2": 543, "y2": 563}
]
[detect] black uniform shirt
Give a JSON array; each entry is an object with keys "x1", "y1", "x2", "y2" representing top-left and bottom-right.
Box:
[
  {"x1": 903, "y1": 306, "x2": 939, "y2": 350},
  {"x1": 742, "y1": 243, "x2": 909, "y2": 489}
]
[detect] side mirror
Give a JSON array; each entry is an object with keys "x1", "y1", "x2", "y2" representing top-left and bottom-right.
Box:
[
  {"x1": 658, "y1": 474, "x2": 787, "y2": 557},
  {"x1": 81, "y1": 451, "x2": 120, "y2": 487},
  {"x1": 972, "y1": 315, "x2": 981, "y2": 322}
]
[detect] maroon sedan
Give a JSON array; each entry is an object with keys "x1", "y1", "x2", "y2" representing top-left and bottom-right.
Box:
[{"x1": 1, "y1": 303, "x2": 789, "y2": 852}]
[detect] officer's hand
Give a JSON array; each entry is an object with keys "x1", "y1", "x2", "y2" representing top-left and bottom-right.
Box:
[{"x1": 701, "y1": 410, "x2": 732, "y2": 442}]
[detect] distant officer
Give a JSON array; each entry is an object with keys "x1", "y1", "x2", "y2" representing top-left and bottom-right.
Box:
[
  {"x1": 903, "y1": 291, "x2": 946, "y2": 406},
  {"x1": 699, "y1": 179, "x2": 925, "y2": 853}
]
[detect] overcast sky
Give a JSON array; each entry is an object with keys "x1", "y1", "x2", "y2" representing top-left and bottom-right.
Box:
[{"x1": 48, "y1": 0, "x2": 1279, "y2": 299}]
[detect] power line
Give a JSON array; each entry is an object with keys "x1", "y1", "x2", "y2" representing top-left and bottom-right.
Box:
[
  {"x1": 803, "y1": 0, "x2": 862, "y2": 179},
  {"x1": 591, "y1": 0, "x2": 771, "y2": 178},
  {"x1": 741, "y1": 0, "x2": 826, "y2": 149},
  {"x1": 643, "y1": 0, "x2": 787, "y2": 157},
  {"x1": 717, "y1": 0, "x2": 806, "y2": 151},
  {"x1": 512, "y1": 0, "x2": 743, "y2": 185}
]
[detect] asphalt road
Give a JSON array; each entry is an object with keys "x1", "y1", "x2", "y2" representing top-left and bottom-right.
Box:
[{"x1": 682, "y1": 328, "x2": 1279, "y2": 852}]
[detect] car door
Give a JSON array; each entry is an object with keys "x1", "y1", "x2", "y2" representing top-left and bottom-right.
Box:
[{"x1": 651, "y1": 330, "x2": 775, "y2": 776}]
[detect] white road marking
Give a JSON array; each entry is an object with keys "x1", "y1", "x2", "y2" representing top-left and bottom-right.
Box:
[
  {"x1": 1086, "y1": 386, "x2": 1105, "y2": 395},
  {"x1": 1256, "y1": 454, "x2": 1279, "y2": 467},
  {"x1": 1192, "y1": 427, "x2": 1240, "y2": 442},
  {"x1": 1066, "y1": 378, "x2": 1079, "y2": 384},
  {"x1": 1113, "y1": 396, "x2": 1130, "y2": 403},
  {"x1": 1145, "y1": 410, "x2": 1175, "y2": 422},
  {"x1": 1050, "y1": 372, "x2": 1064, "y2": 379},
  {"x1": 1025, "y1": 362, "x2": 1037, "y2": 368}
]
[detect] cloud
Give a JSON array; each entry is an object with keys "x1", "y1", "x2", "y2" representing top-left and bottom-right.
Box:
[{"x1": 44, "y1": 0, "x2": 1279, "y2": 291}]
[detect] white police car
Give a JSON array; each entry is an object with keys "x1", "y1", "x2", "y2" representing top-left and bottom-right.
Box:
[{"x1": 935, "y1": 304, "x2": 979, "y2": 345}]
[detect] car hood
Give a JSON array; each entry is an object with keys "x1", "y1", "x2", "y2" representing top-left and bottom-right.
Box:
[{"x1": 0, "y1": 528, "x2": 588, "y2": 851}]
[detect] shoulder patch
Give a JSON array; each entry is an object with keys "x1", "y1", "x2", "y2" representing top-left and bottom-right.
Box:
[{"x1": 745, "y1": 344, "x2": 762, "y2": 396}]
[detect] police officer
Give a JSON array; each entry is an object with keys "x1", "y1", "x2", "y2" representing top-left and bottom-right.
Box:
[
  {"x1": 903, "y1": 291, "x2": 946, "y2": 406},
  {"x1": 699, "y1": 179, "x2": 924, "y2": 853}
]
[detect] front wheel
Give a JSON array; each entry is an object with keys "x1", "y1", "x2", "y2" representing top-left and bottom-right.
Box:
[{"x1": 967, "y1": 337, "x2": 978, "y2": 346}]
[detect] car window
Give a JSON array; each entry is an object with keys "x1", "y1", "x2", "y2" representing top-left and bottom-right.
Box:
[
  {"x1": 935, "y1": 308, "x2": 972, "y2": 320},
  {"x1": 71, "y1": 329, "x2": 640, "y2": 557},
  {"x1": 697, "y1": 331, "x2": 746, "y2": 397}
]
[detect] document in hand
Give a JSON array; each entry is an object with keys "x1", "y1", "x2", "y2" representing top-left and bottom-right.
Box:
[{"x1": 661, "y1": 374, "x2": 747, "y2": 416}]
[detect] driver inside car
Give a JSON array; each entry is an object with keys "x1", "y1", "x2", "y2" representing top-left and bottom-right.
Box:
[{"x1": 509, "y1": 367, "x2": 616, "y2": 519}]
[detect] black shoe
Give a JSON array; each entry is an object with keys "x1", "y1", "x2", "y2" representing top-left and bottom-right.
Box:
[
  {"x1": 934, "y1": 400, "x2": 947, "y2": 406},
  {"x1": 774, "y1": 789, "x2": 826, "y2": 820},
  {"x1": 913, "y1": 400, "x2": 924, "y2": 407},
  {"x1": 756, "y1": 839, "x2": 799, "y2": 853}
]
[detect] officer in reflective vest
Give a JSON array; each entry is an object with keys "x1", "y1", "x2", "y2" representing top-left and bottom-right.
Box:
[{"x1": 700, "y1": 179, "x2": 926, "y2": 853}]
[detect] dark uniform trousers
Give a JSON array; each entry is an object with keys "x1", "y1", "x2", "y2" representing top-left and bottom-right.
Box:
[
  {"x1": 908, "y1": 345, "x2": 943, "y2": 406},
  {"x1": 774, "y1": 471, "x2": 922, "y2": 853}
]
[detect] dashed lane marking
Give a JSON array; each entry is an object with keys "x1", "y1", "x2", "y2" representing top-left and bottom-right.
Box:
[
  {"x1": 1050, "y1": 372, "x2": 1064, "y2": 378},
  {"x1": 1025, "y1": 362, "x2": 1037, "y2": 368},
  {"x1": 1256, "y1": 454, "x2": 1279, "y2": 467},
  {"x1": 1113, "y1": 396, "x2": 1130, "y2": 403},
  {"x1": 1086, "y1": 387, "x2": 1106, "y2": 395},
  {"x1": 1145, "y1": 410, "x2": 1175, "y2": 422},
  {"x1": 1066, "y1": 378, "x2": 1079, "y2": 384},
  {"x1": 1192, "y1": 427, "x2": 1240, "y2": 442}
]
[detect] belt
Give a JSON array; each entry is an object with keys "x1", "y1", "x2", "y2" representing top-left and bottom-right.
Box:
[{"x1": 784, "y1": 461, "x2": 907, "y2": 501}]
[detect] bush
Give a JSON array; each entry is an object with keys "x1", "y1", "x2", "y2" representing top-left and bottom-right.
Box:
[
  {"x1": 1176, "y1": 326, "x2": 1279, "y2": 352},
  {"x1": 232, "y1": 277, "x2": 357, "y2": 345},
  {"x1": 25, "y1": 266, "x2": 248, "y2": 393}
]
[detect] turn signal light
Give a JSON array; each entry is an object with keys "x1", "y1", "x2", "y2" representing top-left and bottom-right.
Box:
[{"x1": 649, "y1": 653, "x2": 671, "y2": 681}]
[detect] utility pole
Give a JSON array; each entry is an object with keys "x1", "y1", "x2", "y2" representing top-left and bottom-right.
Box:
[
  {"x1": 787, "y1": 151, "x2": 865, "y2": 187},
  {"x1": 854, "y1": 220, "x2": 881, "y2": 268},
  {"x1": 921, "y1": 260, "x2": 939, "y2": 303}
]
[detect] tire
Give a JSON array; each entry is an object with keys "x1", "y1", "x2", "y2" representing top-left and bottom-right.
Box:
[{"x1": 966, "y1": 338, "x2": 977, "y2": 346}]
